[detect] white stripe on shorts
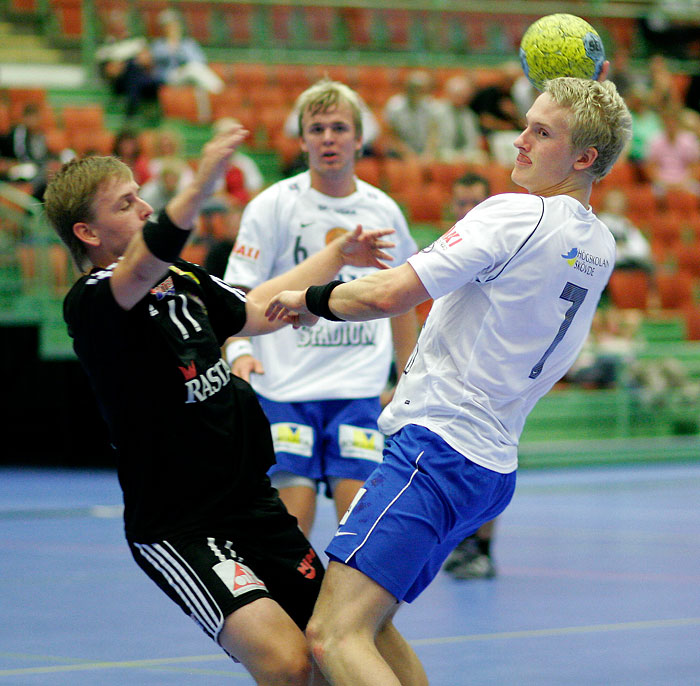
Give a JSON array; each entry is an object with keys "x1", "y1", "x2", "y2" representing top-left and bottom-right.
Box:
[
  {"x1": 345, "y1": 450, "x2": 424, "y2": 562},
  {"x1": 134, "y1": 541, "x2": 224, "y2": 640}
]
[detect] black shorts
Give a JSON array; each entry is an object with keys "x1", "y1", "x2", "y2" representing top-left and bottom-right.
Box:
[{"x1": 128, "y1": 485, "x2": 324, "y2": 647}]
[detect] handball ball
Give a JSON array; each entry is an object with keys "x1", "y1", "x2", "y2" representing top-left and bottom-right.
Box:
[{"x1": 519, "y1": 13, "x2": 605, "y2": 91}]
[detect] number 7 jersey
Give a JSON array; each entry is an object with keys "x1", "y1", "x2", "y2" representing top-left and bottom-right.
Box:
[{"x1": 378, "y1": 193, "x2": 616, "y2": 474}]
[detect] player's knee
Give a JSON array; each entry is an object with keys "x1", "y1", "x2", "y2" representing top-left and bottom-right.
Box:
[
  {"x1": 258, "y1": 650, "x2": 313, "y2": 686},
  {"x1": 306, "y1": 613, "x2": 344, "y2": 667}
]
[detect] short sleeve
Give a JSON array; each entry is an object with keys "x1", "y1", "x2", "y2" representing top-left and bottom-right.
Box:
[{"x1": 408, "y1": 194, "x2": 545, "y2": 300}]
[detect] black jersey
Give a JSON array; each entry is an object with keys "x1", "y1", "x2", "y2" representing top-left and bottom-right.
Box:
[{"x1": 64, "y1": 258, "x2": 277, "y2": 541}]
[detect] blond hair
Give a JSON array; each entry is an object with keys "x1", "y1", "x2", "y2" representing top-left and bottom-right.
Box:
[
  {"x1": 44, "y1": 156, "x2": 132, "y2": 271},
  {"x1": 295, "y1": 78, "x2": 363, "y2": 140},
  {"x1": 544, "y1": 77, "x2": 632, "y2": 181}
]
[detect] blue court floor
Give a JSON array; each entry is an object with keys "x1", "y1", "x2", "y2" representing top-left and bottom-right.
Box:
[{"x1": 1, "y1": 461, "x2": 699, "y2": 685}]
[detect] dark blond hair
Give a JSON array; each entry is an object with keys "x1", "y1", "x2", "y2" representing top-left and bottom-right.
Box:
[
  {"x1": 295, "y1": 78, "x2": 363, "y2": 140},
  {"x1": 44, "y1": 156, "x2": 132, "y2": 271},
  {"x1": 544, "y1": 77, "x2": 632, "y2": 181}
]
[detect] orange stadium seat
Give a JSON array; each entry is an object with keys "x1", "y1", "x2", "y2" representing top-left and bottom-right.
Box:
[
  {"x1": 61, "y1": 104, "x2": 104, "y2": 134},
  {"x1": 655, "y1": 270, "x2": 695, "y2": 310},
  {"x1": 607, "y1": 269, "x2": 650, "y2": 310},
  {"x1": 405, "y1": 183, "x2": 448, "y2": 224}
]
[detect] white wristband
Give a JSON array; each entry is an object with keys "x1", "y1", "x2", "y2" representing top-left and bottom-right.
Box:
[{"x1": 225, "y1": 339, "x2": 254, "y2": 366}]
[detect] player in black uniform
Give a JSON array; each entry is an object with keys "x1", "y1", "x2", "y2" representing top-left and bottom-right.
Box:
[{"x1": 43, "y1": 124, "x2": 395, "y2": 686}]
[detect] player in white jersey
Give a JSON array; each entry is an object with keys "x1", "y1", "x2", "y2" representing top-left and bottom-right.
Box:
[
  {"x1": 266, "y1": 77, "x2": 633, "y2": 686},
  {"x1": 224, "y1": 79, "x2": 418, "y2": 539}
]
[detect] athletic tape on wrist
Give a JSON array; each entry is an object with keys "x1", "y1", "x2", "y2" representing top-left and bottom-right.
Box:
[
  {"x1": 225, "y1": 339, "x2": 254, "y2": 366},
  {"x1": 142, "y1": 211, "x2": 191, "y2": 263},
  {"x1": 305, "y1": 280, "x2": 344, "y2": 321}
]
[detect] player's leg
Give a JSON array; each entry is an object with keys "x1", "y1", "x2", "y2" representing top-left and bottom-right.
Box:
[
  {"x1": 330, "y1": 477, "x2": 365, "y2": 523},
  {"x1": 275, "y1": 476, "x2": 317, "y2": 537},
  {"x1": 307, "y1": 561, "x2": 406, "y2": 686},
  {"x1": 324, "y1": 397, "x2": 385, "y2": 524},
  {"x1": 260, "y1": 396, "x2": 324, "y2": 536},
  {"x1": 219, "y1": 597, "x2": 325, "y2": 685},
  {"x1": 375, "y1": 604, "x2": 428, "y2": 686},
  {"x1": 129, "y1": 538, "x2": 320, "y2": 686}
]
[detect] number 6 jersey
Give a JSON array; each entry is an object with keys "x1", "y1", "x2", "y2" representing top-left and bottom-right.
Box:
[{"x1": 379, "y1": 193, "x2": 616, "y2": 474}]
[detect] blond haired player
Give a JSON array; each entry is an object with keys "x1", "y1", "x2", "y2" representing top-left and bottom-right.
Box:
[{"x1": 266, "y1": 78, "x2": 632, "y2": 685}]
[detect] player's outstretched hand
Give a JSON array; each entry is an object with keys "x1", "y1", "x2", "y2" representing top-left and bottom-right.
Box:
[
  {"x1": 337, "y1": 225, "x2": 395, "y2": 269},
  {"x1": 265, "y1": 290, "x2": 318, "y2": 330},
  {"x1": 196, "y1": 123, "x2": 249, "y2": 192}
]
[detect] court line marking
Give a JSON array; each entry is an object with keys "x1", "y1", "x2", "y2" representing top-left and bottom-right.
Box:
[
  {"x1": 2, "y1": 618, "x2": 698, "y2": 676},
  {"x1": 410, "y1": 617, "x2": 700, "y2": 646}
]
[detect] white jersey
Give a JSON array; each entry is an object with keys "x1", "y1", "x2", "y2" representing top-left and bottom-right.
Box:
[
  {"x1": 224, "y1": 170, "x2": 417, "y2": 402},
  {"x1": 379, "y1": 193, "x2": 615, "y2": 474}
]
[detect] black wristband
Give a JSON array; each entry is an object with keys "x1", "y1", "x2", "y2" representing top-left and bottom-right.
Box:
[
  {"x1": 142, "y1": 211, "x2": 190, "y2": 263},
  {"x1": 305, "y1": 280, "x2": 344, "y2": 321}
]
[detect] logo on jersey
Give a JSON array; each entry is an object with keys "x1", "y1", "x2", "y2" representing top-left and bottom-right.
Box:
[
  {"x1": 231, "y1": 242, "x2": 260, "y2": 262},
  {"x1": 339, "y1": 424, "x2": 384, "y2": 462},
  {"x1": 296, "y1": 548, "x2": 319, "y2": 579},
  {"x1": 151, "y1": 275, "x2": 175, "y2": 299},
  {"x1": 562, "y1": 247, "x2": 610, "y2": 276},
  {"x1": 297, "y1": 321, "x2": 378, "y2": 347},
  {"x1": 182, "y1": 358, "x2": 231, "y2": 403},
  {"x1": 438, "y1": 225, "x2": 463, "y2": 249},
  {"x1": 325, "y1": 227, "x2": 349, "y2": 245},
  {"x1": 561, "y1": 248, "x2": 578, "y2": 266}
]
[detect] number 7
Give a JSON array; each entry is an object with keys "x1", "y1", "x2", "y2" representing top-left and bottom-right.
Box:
[{"x1": 529, "y1": 282, "x2": 588, "y2": 379}]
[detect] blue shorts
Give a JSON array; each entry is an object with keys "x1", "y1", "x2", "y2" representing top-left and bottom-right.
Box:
[
  {"x1": 325, "y1": 424, "x2": 516, "y2": 603},
  {"x1": 259, "y1": 396, "x2": 384, "y2": 492}
]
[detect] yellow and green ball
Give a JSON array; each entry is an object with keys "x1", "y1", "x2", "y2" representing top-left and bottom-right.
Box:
[{"x1": 519, "y1": 13, "x2": 605, "y2": 91}]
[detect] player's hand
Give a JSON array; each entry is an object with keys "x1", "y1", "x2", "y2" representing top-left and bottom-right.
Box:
[
  {"x1": 231, "y1": 354, "x2": 264, "y2": 383},
  {"x1": 337, "y1": 225, "x2": 395, "y2": 269},
  {"x1": 195, "y1": 123, "x2": 249, "y2": 193},
  {"x1": 265, "y1": 290, "x2": 319, "y2": 329},
  {"x1": 597, "y1": 60, "x2": 610, "y2": 82}
]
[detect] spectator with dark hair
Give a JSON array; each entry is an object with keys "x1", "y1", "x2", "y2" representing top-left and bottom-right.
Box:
[
  {"x1": 112, "y1": 128, "x2": 152, "y2": 185},
  {"x1": 0, "y1": 103, "x2": 57, "y2": 199},
  {"x1": 96, "y1": 9, "x2": 161, "y2": 118}
]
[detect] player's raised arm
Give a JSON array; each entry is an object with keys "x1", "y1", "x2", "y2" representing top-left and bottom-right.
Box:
[{"x1": 111, "y1": 125, "x2": 247, "y2": 309}]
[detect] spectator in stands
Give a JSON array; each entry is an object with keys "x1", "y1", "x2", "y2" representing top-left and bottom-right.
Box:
[
  {"x1": 212, "y1": 117, "x2": 265, "y2": 204},
  {"x1": 645, "y1": 103, "x2": 700, "y2": 201},
  {"x1": 96, "y1": 9, "x2": 161, "y2": 119},
  {"x1": 448, "y1": 172, "x2": 490, "y2": 226},
  {"x1": 566, "y1": 304, "x2": 643, "y2": 390},
  {"x1": 430, "y1": 74, "x2": 487, "y2": 164},
  {"x1": 150, "y1": 7, "x2": 224, "y2": 121},
  {"x1": 138, "y1": 157, "x2": 189, "y2": 218},
  {"x1": 112, "y1": 128, "x2": 151, "y2": 185},
  {"x1": 598, "y1": 188, "x2": 654, "y2": 273},
  {"x1": 0, "y1": 103, "x2": 53, "y2": 199},
  {"x1": 625, "y1": 84, "x2": 663, "y2": 182},
  {"x1": 147, "y1": 127, "x2": 194, "y2": 193},
  {"x1": 470, "y1": 62, "x2": 526, "y2": 166},
  {"x1": 382, "y1": 69, "x2": 438, "y2": 159},
  {"x1": 201, "y1": 196, "x2": 244, "y2": 279}
]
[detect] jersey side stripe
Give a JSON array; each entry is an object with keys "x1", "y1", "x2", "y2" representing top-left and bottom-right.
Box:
[{"x1": 134, "y1": 542, "x2": 224, "y2": 639}]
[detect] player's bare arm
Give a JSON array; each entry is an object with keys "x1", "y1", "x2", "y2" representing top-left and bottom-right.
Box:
[
  {"x1": 266, "y1": 261, "x2": 429, "y2": 328},
  {"x1": 240, "y1": 225, "x2": 396, "y2": 336}
]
